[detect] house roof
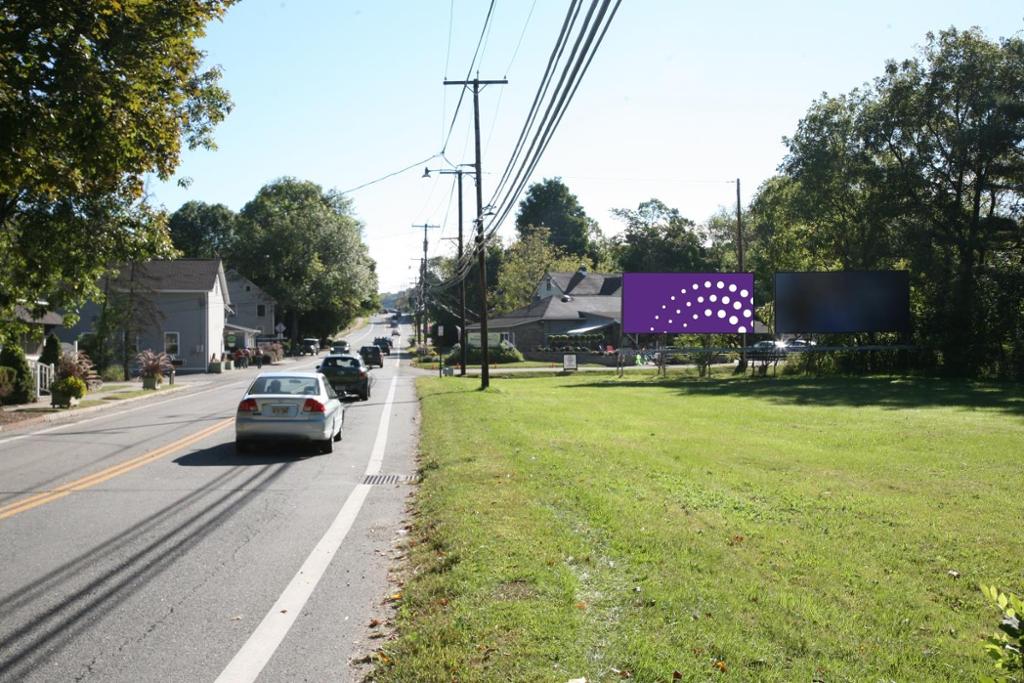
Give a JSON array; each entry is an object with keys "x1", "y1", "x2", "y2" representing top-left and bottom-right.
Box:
[
  {"x1": 107, "y1": 259, "x2": 230, "y2": 303},
  {"x1": 468, "y1": 294, "x2": 621, "y2": 330},
  {"x1": 14, "y1": 305, "x2": 64, "y2": 326},
  {"x1": 547, "y1": 270, "x2": 622, "y2": 296},
  {"x1": 225, "y1": 269, "x2": 277, "y2": 304}
]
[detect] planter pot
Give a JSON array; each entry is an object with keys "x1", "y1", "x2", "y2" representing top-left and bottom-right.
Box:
[
  {"x1": 208, "y1": 362, "x2": 223, "y2": 374},
  {"x1": 142, "y1": 376, "x2": 159, "y2": 390},
  {"x1": 51, "y1": 389, "x2": 79, "y2": 409},
  {"x1": 224, "y1": 359, "x2": 233, "y2": 370}
]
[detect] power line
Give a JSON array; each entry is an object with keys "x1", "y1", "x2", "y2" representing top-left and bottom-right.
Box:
[
  {"x1": 440, "y1": 0, "x2": 497, "y2": 155},
  {"x1": 339, "y1": 154, "x2": 441, "y2": 195},
  {"x1": 504, "y1": 0, "x2": 538, "y2": 78}
]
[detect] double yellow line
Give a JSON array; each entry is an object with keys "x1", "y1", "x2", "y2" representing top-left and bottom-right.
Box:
[{"x1": 0, "y1": 417, "x2": 234, "y2": 521}]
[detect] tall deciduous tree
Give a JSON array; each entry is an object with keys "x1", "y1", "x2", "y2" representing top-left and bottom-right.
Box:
[
  {"x1": 0, "y1": 1, "x2": 235, "y2": 338},
  {"x1": 493, "y1": 229, "x2": 592, "y2": 314},
  {"x1": 231, "y1": 179, "x2": 378, "y2": 341},
  {"x1": 766, "y1": 27, "x2": 1024, "y2": 376},
  {"x1": 515, "y1": 178, "x2": 592, "y2": 256},
  {"x1": 611, "y1": 199, "x2": 710, "y2": 273},
  {"x1": 169, "y1": 201, "x2": 237, "y2": 258}
]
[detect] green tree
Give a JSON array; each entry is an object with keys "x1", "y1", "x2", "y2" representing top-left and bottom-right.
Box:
[
  {"x1": 769, "y1": 27, "x2": 1024, "y2": 375},
  {"x1": 232, "y1": 179, "x2": 378, "y2": 341},
  {"x1": 610, "y1": 199, "x2": 710, "y2": 273},
  {"x1": 0, "y1": 1, "x2": 235, "y2": 336},
  {"x1": 169, "y1": 201, "x2": 237, "y2": 258},
  {"x1": 39, "y1": 333, "x2": 61, "y2": 367},
  {"x1": 493, "y1": 228, "x2": 591, "y2": 314},
  {"x1": 516, "y1": 178, "x2": 592, "y2": 256},
  {"x1": 0, "y1": 343, "x2": 36, "y2": 405}
]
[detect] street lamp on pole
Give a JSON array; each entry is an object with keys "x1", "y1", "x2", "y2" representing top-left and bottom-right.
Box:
[{"x1": 423, "y1": 164, "x2": 476, "y2": 377}]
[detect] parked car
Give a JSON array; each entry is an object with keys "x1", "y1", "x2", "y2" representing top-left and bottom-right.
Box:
[
  {"x1": 235, "y1": 372, "x2": 344, "y2": 454},
  {"x1": 786, "y1": 338, "x2": 817, "y2": 350},
  {"x1": 316, "y1": 354, "x2": 370, "y2": 400},
  {"x1": 331, "y1": 340, "x2": 351, "y2": 354},
  {"x1": 297, "y1": 337, "x2": 320, "y2": 356},
  {"x1": 750, "y1": 339, "x2": 788, "y2": 361},
  {"x1": 360, "y1": 345, "x2": 383, "y2": 368}
]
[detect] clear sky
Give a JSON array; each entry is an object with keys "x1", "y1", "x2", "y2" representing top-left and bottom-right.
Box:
[{"x1": 149, "y1": 0, "x2": 1023, "y2": 293}]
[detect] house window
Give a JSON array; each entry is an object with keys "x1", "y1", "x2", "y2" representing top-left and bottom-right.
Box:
[
  {"x1": 164, "y1": 332, "x2": 180, "y2": 357},
  {"x1": 257, "y1": 304, "x2": 266, "y2": 317}
]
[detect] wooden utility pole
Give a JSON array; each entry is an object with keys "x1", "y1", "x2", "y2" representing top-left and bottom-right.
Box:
[
  {"x1": 413, "y1": 223, "x2": 440, "y2": 345},
  {"x1": 444, "y1": 77, "x2": 506, "y2": 389},
  {"x1": 736, "y1": 178, "x2": 747, "y2": 372},
  {"x1": 427, "y1": 167, "x2": 472, "y2": 376}
]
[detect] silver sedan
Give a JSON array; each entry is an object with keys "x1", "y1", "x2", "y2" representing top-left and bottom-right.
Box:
[{"x1": 235, "y1": 372, "x2": 344, "y2": 454}]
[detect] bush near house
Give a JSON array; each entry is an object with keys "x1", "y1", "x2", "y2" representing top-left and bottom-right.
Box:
[
  {"x1": 444, "y1": 342, "x2": 524, "y2": 366},
  {"x1": 52, "y1": 376, "x2": 87, "y2": 401},
  {"x1": 0, "y1": 345, "x2": 36, "y2": 405},
  {"x1": 0, "y1": 366, "x2": 15, "y2": 401},
  {"x1": 39, "y1": 333, "x2": 61, "y2": 366}
]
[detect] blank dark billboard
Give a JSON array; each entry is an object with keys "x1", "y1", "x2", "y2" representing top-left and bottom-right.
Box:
[{"x1": 774, "y1": 271, "x2": 910, "y2": 334}]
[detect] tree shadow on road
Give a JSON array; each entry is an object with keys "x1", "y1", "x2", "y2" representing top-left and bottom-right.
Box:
[{"x1": 559, "y1": 375, "x2": 1024, "y2": 417}]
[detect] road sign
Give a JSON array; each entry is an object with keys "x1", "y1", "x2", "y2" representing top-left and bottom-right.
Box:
[
  {"x1": 274, "y1": 322, "x2": 286, "y2": 334},
  {"x1": 563, "y1": 354, "x2": 577, "y2": 372},
  {"x1": 438, "y1": 325, "x2": 444, "y2": 336}
]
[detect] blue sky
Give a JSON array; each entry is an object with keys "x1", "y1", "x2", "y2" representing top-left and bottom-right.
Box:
[{"x1": 150, "y1": 1, "x2": 1024, "y2": 292}]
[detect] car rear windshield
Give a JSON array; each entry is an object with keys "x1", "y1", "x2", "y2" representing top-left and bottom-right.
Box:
[
  {"x1": 321, "y1": 357, "x2": 361, "y2": 369},
  {"x1": 249, "y1": 376, "x2": 321, "y2": 395}
]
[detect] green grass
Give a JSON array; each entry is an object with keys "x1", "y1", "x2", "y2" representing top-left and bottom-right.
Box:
[
  {"x1": 411, "y1": 359, "x2": 605, "y2": 370},
  {"x1": 377, "y1": 374, "x2": 1024, "y2": 682}
]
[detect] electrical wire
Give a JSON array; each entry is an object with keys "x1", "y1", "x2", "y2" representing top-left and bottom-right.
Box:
[
  {"x1": 440, "y1": 0, "x2": 498, "y2": 155},
  {"x1": 339, "y1": 154, "x2": 441, "y2": 195},
  {"x1": 430, "y1": 0, "x2": 622, "y2": 293},
  {"x1": 504, "y1": 0, "x2": 538, "y2": 78}
]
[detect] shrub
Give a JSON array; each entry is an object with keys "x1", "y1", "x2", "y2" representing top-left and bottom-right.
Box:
[
  {"x1": 980, "y1": 585, "x2": 1023, "y2": 681},
  {"x1": 100, "y1": 365, "x2": 125, "y2": 382},
  {"x1": 39, "y1": 333, "x2": 61, "y2": 366},
  {"x1": 0, "y1": 365, "x2": 15, "y2": 401},
  {"x1": 57, "y1": 350, "x2": 95, "y2": 381},
  {"x1": 52, "y1": 375, "x2": 87, "y2": 400},
  {"x1": 444, "y1": 342, "x2": 524, "y2": 366},
  {"x1": 0, "y1": 344, "x2": 36, "y2": 405},
  {"x1": 136, "y1": 349, "x2": 173, "y2": 381}
]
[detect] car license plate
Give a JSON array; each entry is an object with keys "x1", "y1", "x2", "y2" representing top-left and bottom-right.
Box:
[{"x1": 272, "y1": 406, "x2": 289, "y2": 415}]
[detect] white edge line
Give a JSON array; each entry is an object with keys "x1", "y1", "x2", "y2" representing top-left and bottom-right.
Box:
[{"x1": 214, "y1": 330, "x2": 398, "y2": 683}]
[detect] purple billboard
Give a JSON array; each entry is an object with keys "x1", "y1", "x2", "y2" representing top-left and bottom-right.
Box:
[{"x1": 622, "y1": 272, "x2": 755, "y2": 334}]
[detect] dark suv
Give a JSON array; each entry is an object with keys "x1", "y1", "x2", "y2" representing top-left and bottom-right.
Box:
[
  {"x1": 297, "y1": 338, "x2": 319, "y2": 356},
  {"x1": 360, "y1": 345, "x2": 383, "y2": 368},
  {"x1": 373, "y1": 337, "x2": 392, "y2": 355}
]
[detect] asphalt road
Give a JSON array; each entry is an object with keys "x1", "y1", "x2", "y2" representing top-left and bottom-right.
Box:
[{"x1": 0, "y1": 318, "x2": 420, "y2": 682}]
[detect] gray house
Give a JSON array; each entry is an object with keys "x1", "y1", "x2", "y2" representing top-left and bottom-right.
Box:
[
  {"x1": 60, "y1": 259, "x2": 231, "y2": 372},
  {"x1": 468, "y1": 268, "x2": 622, "y2": 350},
  {"x1": 225, "y1": 269, "x2": 277, "y2": 337}
]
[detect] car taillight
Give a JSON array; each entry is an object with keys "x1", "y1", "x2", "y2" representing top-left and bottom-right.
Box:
[
  {"x1": 302, "y1": 398, "x2": 326, "y2": 413},
  {"x1": 359, "y1": 371, "x2": 367, "y2": 379},
  {"x1": 238, "y1": 398, "x2": 258, "y2": 412}
]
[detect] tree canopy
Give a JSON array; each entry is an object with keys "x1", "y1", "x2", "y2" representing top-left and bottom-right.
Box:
[
  {"x1": 230, "y1": 178, "x2": 378, "y2": 340},
  {"x1": 493, "y1": 228, "x2": 591, "y2": 314},
  {"x1": 515, "y1": 178, "x2": 592, "y2": 256},
  {"x1": 611, "y1": 199, "x2": 710, "y2": 273},
  {"x1": 0, "y1": 0, "x2": 235, "y2": 338},
  {"x1": 168, "y1": 201, "x2": 237, "y2": 259}
]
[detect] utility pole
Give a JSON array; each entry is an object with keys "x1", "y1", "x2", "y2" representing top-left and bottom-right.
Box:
[
  {"x1": 424, "y1": 166, "x2": 474, "y2": 376},
  {"x1": 736, "y1": 178, "x2": 747, "y2": 372},
  {"x1": 413, "y1": 223, "x2": 440, "y2": 345},
  {"x1": 444, "y1": 76, "x2": 506, "y2": 389}
]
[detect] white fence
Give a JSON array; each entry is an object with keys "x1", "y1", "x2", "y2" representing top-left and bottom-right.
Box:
[{"x1": 29, "y1": 360, "x2": 54, "y2": 397}]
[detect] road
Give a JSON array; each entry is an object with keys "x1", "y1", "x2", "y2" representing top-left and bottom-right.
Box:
[{"x1": 0, "y1": 318, "x2": 419, "y2": 682}]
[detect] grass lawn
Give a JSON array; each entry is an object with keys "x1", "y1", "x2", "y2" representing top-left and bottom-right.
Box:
[
  {"x1": 377, "y1": 374, "x2": 1024, "y2": 682},
  {"x1": 411, "y1": 360, "x2": 606, "y2": 370}
]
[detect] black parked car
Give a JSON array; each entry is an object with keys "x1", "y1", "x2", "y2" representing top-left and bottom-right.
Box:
[{"x1": 360, "y1": 345, "x2": 383, "y2": 368}]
